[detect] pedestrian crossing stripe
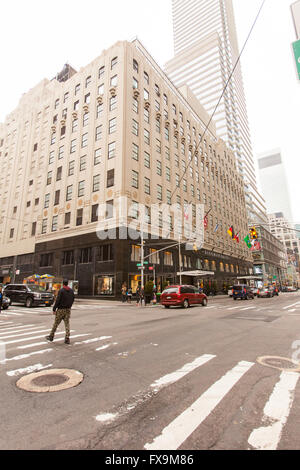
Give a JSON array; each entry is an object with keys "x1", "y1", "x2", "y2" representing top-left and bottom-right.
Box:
[{"x1": 145, "y1": 360, "x2": 254, "y2": 450}]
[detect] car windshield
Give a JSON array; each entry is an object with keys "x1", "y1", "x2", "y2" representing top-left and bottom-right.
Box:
[
  {"x1": 233, "y1": 286, "x2": 243, "y2": 291},
  {"x1": 27, "y1": 286, "x2": 47, "y2": 292},
  {"x1": 163, "y1": 288, "x2": 179, "y2": 294}
]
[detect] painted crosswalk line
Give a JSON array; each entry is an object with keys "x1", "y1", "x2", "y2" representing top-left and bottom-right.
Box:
[
  {"x1": 248, "y1": 370, "x2": 299, "y2": 450},
  {"x1": 144, "y1": 360, "x2": 254, "y2": 450},
  {"x1": 6, "y1": 363, "x2": 53, "y2": 377}
]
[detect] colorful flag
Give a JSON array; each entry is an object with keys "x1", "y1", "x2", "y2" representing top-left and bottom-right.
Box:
[
  {"x1": 233, "y1": 232, "x2": 240, "y2": 243},
  {"x1": 243, "y1": 234, "x2": 252, "y2": 248},
  {"x1": 214, "y1": 223, "x2": 219, "y2": 232},
  {"x1": 251, "y1": 240, "x2": 261, "y2": 251},
  {"x1": 204, "y1": 215, "x2": 208, "y2": 229},
  {"x1": 227, "y1": 226, "x2": 234, "y2": 238}
]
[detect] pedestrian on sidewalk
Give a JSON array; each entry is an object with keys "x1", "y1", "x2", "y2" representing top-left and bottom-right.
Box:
[
  {"x1": 127, "y1": 287, "x2": 132, "y2": 304},
  {"x1": 46, "y1": 279, "x2": 75, "y2": 344},
  {"x1": 121, "y1": 284, "x2": 127, "y2": 303}
]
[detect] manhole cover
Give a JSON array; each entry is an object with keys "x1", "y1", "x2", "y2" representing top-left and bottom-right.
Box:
[
  {"x1": 16, "y1": 368, "x2": 83, "y2": 393},
  {"x1": 32, "y1": 373, "x2": 69, "y2": 387},
  {"x1": 257, "y1": 356, "x2": 300, "y2": 372}
]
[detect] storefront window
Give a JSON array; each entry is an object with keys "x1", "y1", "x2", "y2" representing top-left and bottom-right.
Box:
[{"x1": 95, "y1": 275, "x2": 114, "y2": 295}]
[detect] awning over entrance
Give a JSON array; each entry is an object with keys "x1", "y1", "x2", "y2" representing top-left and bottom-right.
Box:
[
  {"x1": 236, "y1": 276, "x2": 262, "y2": 280},
  {"x1": 177, "y1": 270, "x2": 214, "y2": 276}
]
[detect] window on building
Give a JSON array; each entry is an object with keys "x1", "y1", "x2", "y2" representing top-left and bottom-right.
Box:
[
  {"x1": 68, "y1": 160, "x2": 75, "y2": 176},
  {"x1": 56, "y1": 166, "x2": 62, "y2": 181},
  {"x1": 78, "y1": 180, "x2": 85, "y2": 197},
  {"x1": 62, "y1": 250, "x2": 74, "y2": 265},
  {"x1": 110, "y1": 75, "x2": 117, "y2": 87},
  {"x1": 66, "y1": 185, "x2": 73, "y2": 201},
  {"x1": 109, "y1": 117, "x2": 116, "y2": 134},
  {"x1": 144, "y1": 151, "x2": 150, "y2": 168},
  {"x1": 109, "y1": 96, "x2": 117, "y2": 112},
  {"x1": 157, "y1": 184, "x2": 162, "y2": 201},
  {"x1": 108, "y1": 141, "x2": 116, "y2": 159},
  {"x1": 85, "y1": 75, "x2": 91, "y2": 87},
  {"x1": 93, "y1": 174, "x2": 100, "y2": 192},
  {"x1": 132, "y1": 143, "x2": 139, "y2": 161},
  {"x1": 91, "y1": 204, "x2": 98, "y2": 222},
  {"x1": 106, "y1": 169, "x2": 114, "y2": 188},
  {"x1": 132, "y1": 119, "x2": 139, "y2": 136},
  {"x1": 51, "y1": 215, "x2": 58, "y2": 232},
  {"x1": 76, "y1": 208, "x2": 83, "y2": 226},
  {"x1": 44, "y1": 193, "x2": 50, "y2": 208},
  {"x1": 54, "y1": 190, "x2": 60, "y2": 206},
  {"x1": 132, "y1": 170, "x2": 139, "y2": 189},
  {"x1": 31, "y1": 222, "x2": 37, "y2": 237},
  {"x1": 133, "y1": 59, "x2": 139, "y2": 73},
  {"x1": 41, "y1": 219, "x2": 47, "y2": 234},
  {"x1": 40, "y1": 253, "x2": 53, "y2": 266},
  {"x1": 81, "y1": 132, "x2": 88, "y2": 148},
  {"x1": 64, "y1": 212, "x2": 71, "y2": 225},
  {"x1": 95, "y1": 125, "x2": 102, "y2": 141},
  {"x1": 70, "y1": 139, "x2": 76, "y2": 153},
  {"x1": 144, "y1": 176, "x2": 150, "y2": 195},
  {"x1": 144, "y1": 129, "x2": 150, "y2": 145},
  {"x1": 80, "y1": 155, "x2": 87, "y2": 171},
  {"x1": 83, "y1": 113, "x2": 89, "y2": 127},
  {"x1": 111, "y1": 56, "x2": 118, "y2": 69},
  {"x1": 98, "y1": 66, "x2": 105, "y2": 79},
  {"x1": 94, "y1": 148, "x2": 101, "y2": 165},
  {"x1": 79, "y1": 247, "x2": 92, "y2": 263},
  {"x1": 106, "y1": 200, "x2": 114, "y2": 219}
]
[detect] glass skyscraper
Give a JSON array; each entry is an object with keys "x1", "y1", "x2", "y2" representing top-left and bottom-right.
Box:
[{"x1": 165, "y1": 0, "x2": 267, "y2": 224}]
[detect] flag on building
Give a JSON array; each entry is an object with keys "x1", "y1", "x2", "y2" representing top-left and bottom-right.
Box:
[
  {"x1": 249, "y1": 226, "x2": 258, "y2": 239},
  {"x1": 251, "y1": 240, "x2": 261, "y2": 251},
  {"x1": 204, "y1": 215, "x2": 208, "y2": 229},
  {"x1": 227, "y1": 226, "x2": 234, "y2": 238},
  {"x1": 233, "y1": 232, "x2": 240, "y2": 243},
  {"x1": 243, "y1": 234, "x2": 252, "y2": 248}
]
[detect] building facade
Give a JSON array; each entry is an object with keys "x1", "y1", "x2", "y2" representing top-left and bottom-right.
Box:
[
  {"x1": 0, "y1": 40, "x2": 252, "y2": 297},
  {"x1": 268, "y1": 212, "x2": 300, "y2": 286},
  {"x1": 249, "y1": 224, "x2": 288, "y2": 287},
  {"x1": 165, "y1": 0, "x2": 267, "y2": 225},
  {"x1": 257, "y1": 149, "x2": 294, "y2": 224}
]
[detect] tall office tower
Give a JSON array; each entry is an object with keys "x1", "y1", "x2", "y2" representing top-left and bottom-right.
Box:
[
  {"x1": 165, "y1": 0, "x2": 267, "y2": 224},
  {"x1": 257, "y1": 149, "x2": 294, "y2": 225}
]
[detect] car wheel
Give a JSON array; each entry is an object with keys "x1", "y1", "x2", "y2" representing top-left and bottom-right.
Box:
[
  {"x1": 233, "y1": 297, "x2": 237, "y2": 301},
  {"x1": 164, "y1": 305, "x2": 170, "y2": 309},
  {"x1": 245, "y1": 295, "x2": 248, "y2": 300},
  {"x1": 2, "y1": 306, "x2": 8, "y2": 310},
  {"x1": 182, "y1": 299, "x2": 189, "y2": 308},
  {"x1": 202, "y1": 298, "x2": 207, "y2": 307},
  {"x1": 25, "y1": 297, "x2": 33, "y2": 308}
]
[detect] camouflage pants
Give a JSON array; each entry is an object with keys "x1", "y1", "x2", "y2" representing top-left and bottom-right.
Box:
[{"x1": 49, "y1": 308, "x2": 71, "y2": 340}]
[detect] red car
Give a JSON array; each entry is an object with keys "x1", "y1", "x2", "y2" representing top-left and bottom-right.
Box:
[{"x1": 161, "y1": 285, "x2": 208, "y2": 308}]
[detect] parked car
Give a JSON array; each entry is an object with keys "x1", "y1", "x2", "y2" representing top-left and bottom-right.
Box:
[
  {"x1": 228, "y1": 286, "x2": 233, "y2": 297},
  {"x1": 286, "y1": 286, "x2": 297, "y2": 292},
  {"x1": 257, "y1": 286, "x2": 274, "y2": 298},
  {"x1": 251, "y1": 287, "x2": 259, "y2": 296},
  {"x1": 232, "y1": 284, "x2": 254, "y2": 300},
  {"x1": 161, "y1": 285, "x2": 208, "y2": 308},
  {"x1": 3, "y1": 284, "x2": 54, "y2": 307},
  {"x1": 1, "y1": 295, "x2": 11, "y2": 310}
]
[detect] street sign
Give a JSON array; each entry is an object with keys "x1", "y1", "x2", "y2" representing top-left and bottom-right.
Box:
[
  {"x1": 137, "y1": 262, "x2": 148, "y2": 266},
  {"x1": 292, "y1": 39, "x2": 300, "y2": 80},
  {"x1": 137, "y1": 266, "x2": 145, "y2": 270}
]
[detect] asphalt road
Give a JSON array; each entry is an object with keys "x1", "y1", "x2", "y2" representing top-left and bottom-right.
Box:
[{"x1": 1, "y1": 292, "x2": 300, "y2": 451}]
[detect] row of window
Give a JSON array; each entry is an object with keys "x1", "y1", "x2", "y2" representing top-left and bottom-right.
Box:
[{"x1": 40, "y1": 243, "x2": 115, "y2": 267}]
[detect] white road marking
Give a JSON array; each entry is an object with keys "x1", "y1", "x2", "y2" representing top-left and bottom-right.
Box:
[
  {"x1": 288, "y1": 309, "x2": 296, "y2": 312},
  {"x1": 241, "y1": 307, "x2": 256, "y2": 311},
  {"x1": 0, "y1": 348, "x2": 53, "y2": 364},
  {"x1": 228, "y1": 306, "x2": 242, "y2": 310},
  {"x1": 74, "y1": 335, "x2": 112, "y2": 345},
  {"x1": 6, "y1": 363, "x2": 52, "y2": 377},
  {"x1": 145, "y1": 360, "x2": 254, "y2": 450},
  {"x1": 0, "y1": 328, "x2": 53, "y2": 340},
  {"x1": 0, "y1": 324, "x2": 33, "y2": 332},
  {"x1": 1, "y1": 312, "x2": 24, "y2": 316},
  {"x1": 248, "y1": 370, "x2": 299, "y2": 450},
  {"x1": 283, "y1": 302, "x2": 300, "y2": 310},
  {"x1": 95, "y1": 343, "x2": 116, "y2": 351},
  {"x1": 150, "y1": 354, "x2": 216, "y2": 392}
]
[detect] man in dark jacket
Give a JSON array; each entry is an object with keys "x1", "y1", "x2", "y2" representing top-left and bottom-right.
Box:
[{"x1": 46, "y1": 279, "x2": 75, "y2": 344}]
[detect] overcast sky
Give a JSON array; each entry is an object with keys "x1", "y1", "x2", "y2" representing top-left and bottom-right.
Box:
[{"x1": 1, "y1": 0, "x2": 299, "y2": 223}]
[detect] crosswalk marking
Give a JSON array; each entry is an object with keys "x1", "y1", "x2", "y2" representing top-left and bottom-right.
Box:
[
  {"x1": 0, "y1": 348, "x2": 53, "y2": 364},
  {"x1": 0, "y1": 324, "x2": 33, "y2": 332},
  {"x1": 6, "y1": 363, "x2": 53, "y2": 377},
  {"x1": 17, "y1": 333, "x2": 89, "y2": 349},
  {"x1": 145, "y1": 360, "x2": 254, "y2": 450},
  {"x1": 248, "y1": 370, "x2": 299, "y2": 450},
  {"x1": 0, "y1": 328, "x2": 53, "y2": 340},
  {"x1": 150, "y1": 354, "x2": 216, "y2": 392},
  {"x1": 0, "y1": 327, "x2": 50, "y2": 339}
]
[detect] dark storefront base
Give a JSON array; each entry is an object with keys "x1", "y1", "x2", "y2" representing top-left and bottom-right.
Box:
[{"x1": 1, "y1": 232, "x2": 252, "y2": 299}]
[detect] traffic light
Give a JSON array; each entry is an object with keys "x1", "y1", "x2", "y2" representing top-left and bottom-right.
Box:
[{"x1": 249, "y1": 227, "x2": 258, "y2": 239}]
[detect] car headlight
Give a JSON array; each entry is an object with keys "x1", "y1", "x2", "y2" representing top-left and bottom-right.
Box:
[{"x1": 33, "y1": 293, "x2": 41, "y2": 299}]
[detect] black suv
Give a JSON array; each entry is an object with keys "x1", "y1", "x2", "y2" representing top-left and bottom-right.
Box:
[{"x1": 3, "y1": 284, "x2": 54, "y2": 308}]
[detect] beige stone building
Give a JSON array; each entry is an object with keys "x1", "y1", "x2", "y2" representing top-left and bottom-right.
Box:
[{"x1": 0, "y1": 39, "x2": 252, "y2": 297}]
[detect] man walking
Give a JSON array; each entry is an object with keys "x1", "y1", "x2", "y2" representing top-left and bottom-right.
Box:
[{"x1": 46, "y1": 279, "x2": 75, "y2": 344}]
